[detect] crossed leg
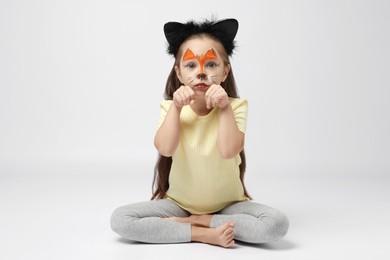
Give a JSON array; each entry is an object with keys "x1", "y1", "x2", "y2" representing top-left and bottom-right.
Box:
[
  {"x1": 111, "y1": 199, "x2": 236, "y2": 248},
  {"x1": 167, "y1": 201, "x2": 289, "y2": 244},
  {"x1": 168, "y1": 214, "x2": 235, "y2": 247}
]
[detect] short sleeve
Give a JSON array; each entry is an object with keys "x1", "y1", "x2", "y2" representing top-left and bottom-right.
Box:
[
  {"x1": 230, "y1": 98, "x2": 248, "y2": 133},
  {"x1": 157, "y1": 100, "x2": 173, "y2": 128}
]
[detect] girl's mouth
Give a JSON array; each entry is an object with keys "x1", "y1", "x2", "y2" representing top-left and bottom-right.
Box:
[{"x1": 195, "y1": 83, "x2": 209, "y2": 90}]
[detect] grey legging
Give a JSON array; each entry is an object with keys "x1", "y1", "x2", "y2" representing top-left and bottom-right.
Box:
[{"x1": 111, "y1": 199, "x2": 289, "y2": 244}]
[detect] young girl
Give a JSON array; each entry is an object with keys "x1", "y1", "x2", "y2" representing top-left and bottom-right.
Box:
[{"x1": 111, "y1": 18, "x2": 289, "y2": 248}]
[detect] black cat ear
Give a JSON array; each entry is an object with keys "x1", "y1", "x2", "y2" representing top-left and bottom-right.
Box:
[
  {"x1": 211, "y1": 19, "x2": 239, "y2": 42},
  {"x1": 163, "y1": 18, "x2": 239, "y2": 56},
  {"x1": 164, "y1": 22, "x2": 185, "y2": 45}
]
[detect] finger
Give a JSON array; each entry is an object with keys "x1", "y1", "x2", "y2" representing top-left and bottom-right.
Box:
[
  {"x1": 210, "y1": 90, "x2": 223, "y2": 108},
  {"x1": 205, "y1": 85, "x2": 218, "y2": 108},
  {"x1": 205, "y1": 91, "x2": 211, "y2": 109},
  {"x1": 172, "y1": 93, "x2": 181, "y2": 108},
  {"x1": 213, "y1": 92, "x2": 224, "y2": 108},
  {"x1": 177, "y1": 91, "x2": 187, "y2": 106},
  {"x1": 183, "y1": 86, "x2": 194, "y2": 104},
  {"x1": 205, "y1": 84, "x2": 217, "y2": 98},
  {"x1": 213, "y1": 88, "x2": 228, "y2": 108},
  {"x1": 186, "y1": 86, "x2": 196, "y2": 100},
  {"x1": 180, "y1": 89, "x2": 189, "y2": 105},
  {"x1": 187, "y1": 87, "x2": 196, "y2": 105},
  {"x1": 211, "y1": 94, "x2": 219, "y2": 108},
  {"x1": 179, "y1": 86, "x2": 192, "y2": 105}
]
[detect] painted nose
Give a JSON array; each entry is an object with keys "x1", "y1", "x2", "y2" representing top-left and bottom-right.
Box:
[{"x1": 197, "y1": 73, "x2": 207, "y2": 80}]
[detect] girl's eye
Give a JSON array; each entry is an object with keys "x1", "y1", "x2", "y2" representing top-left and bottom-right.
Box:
[
  {"x1": 184, "y1": 62, "x2": 196, "y2": 69},
  {"x1": 206, "y1": 62, "x2": 218, "y2": 68}
]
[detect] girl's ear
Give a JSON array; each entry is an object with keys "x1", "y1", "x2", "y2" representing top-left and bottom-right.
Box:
[
  {"x1": 222, "y1": 64, "x2": 231, "y2": 82},
  {"x1": 174, "y1": 65, "x2": 183, "y2": 83}
]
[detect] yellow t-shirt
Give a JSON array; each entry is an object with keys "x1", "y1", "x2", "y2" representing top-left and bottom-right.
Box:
[{"x1": 157, "y1": 98, "x2": 249, "y2": 214}]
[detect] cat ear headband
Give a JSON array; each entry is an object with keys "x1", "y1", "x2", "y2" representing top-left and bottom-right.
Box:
[{"x1": 163, "y1": 18, "x2": 239, "y2": 57}]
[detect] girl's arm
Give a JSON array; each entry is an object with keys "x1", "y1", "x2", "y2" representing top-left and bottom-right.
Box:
[
  {"x1": 154, "y1": 104, "x2": 182, "y2": 157},
  {"x1": 206, "y1": 84, "x2": 245, "y2": 159},
  {"x1": 217, "y1": 104, "x2": 245, "y2": 159},
  {"x1": 154, "y1": 85, "x2": 195, "y2": 157}
]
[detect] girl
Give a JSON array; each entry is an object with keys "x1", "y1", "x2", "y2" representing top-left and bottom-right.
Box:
[{"x1": 111, "y1": 18, "x2": 289, "y2": 248}]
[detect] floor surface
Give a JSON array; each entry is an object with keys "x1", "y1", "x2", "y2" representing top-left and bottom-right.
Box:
[{"x1": 1, "y1": 161, "x2": 389, "y2": 259}]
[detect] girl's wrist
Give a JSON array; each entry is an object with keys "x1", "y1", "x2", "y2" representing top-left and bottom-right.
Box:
[
  {"x1": 219, "y1": 103, "x2": 231, "y2": 113},
  {"x1": 172, "y1": 102, "x2": 183, "y2": 112}
]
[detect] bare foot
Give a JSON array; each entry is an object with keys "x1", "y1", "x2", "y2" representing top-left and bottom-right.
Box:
[{"x1": 192, "y1": 222, "x2": 235, "y2": 248}]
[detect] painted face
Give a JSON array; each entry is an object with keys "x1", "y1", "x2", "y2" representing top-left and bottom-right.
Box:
[
  {"x1": 176, "y1": 37, "x2": 229, "y2": 90},
  {"x1": 183, "y1": 48, "x2": 218, "y2": 74}
]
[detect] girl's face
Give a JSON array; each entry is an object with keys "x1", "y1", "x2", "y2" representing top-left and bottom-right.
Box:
[{"x1": 175, "y1": 36, "x2": 230, "y2": 93}]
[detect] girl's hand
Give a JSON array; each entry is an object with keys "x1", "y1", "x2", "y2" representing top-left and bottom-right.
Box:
[
  {"x1": 173, "y1": 85, "x2": 196, "y2": 109},
  {"x1": 205, "y1": 84, "x2": 229, "y2": 109}
]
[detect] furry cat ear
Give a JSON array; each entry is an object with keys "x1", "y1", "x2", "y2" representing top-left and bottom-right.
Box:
[
  {"x1": 210, "y1": 19, "x2": 238, "y2": 43},
  {"x1": 163, "y1": 18, "x2": 239, "y2": 57},
  {"x1": 164, "y1": 22, "x2": 185, "y2": 46}
]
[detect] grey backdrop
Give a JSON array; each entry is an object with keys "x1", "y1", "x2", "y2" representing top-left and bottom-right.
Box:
[{"x1": 1, "y1": 0, "x2": 389, "y2": 176}]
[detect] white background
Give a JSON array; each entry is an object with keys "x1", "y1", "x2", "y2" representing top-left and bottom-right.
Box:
[
  {"x1": 1, "y1": 0, "x2": 389, "y2": 259},
  {"x1": 1, "y1": 0, "x2": 389, "y2": 173}
]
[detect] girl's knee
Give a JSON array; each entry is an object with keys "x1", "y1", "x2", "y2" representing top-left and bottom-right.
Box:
[
  {"x1": 269, "y1": 210, "x2": 289, "y2": 241},
  {"x1": 252, "y1": 209, "x2": 289, "y2": 243},
  {"x1": 110, "y1": 207, "x2": 124, "y2": 234},
  {"x1": 110, "y1": 206, "x2": 137, "y2": 235}
]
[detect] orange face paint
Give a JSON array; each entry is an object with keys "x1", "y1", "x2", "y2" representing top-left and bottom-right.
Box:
[{"x1": 183, "y1": 49, "x2": 218, "y2": 73}]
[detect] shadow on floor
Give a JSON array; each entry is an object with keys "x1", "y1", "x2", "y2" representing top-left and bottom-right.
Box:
[
  {"x1": 116, "y1": 237, "x2": 297, "y2": 250},
  {"x1": 236, "y1": 239, "x2": 297, "y2": 250}
]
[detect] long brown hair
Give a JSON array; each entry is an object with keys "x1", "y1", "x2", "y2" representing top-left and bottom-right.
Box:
[{"x1": 151, "y1": 34, "x2": 251, "y2": 200}]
